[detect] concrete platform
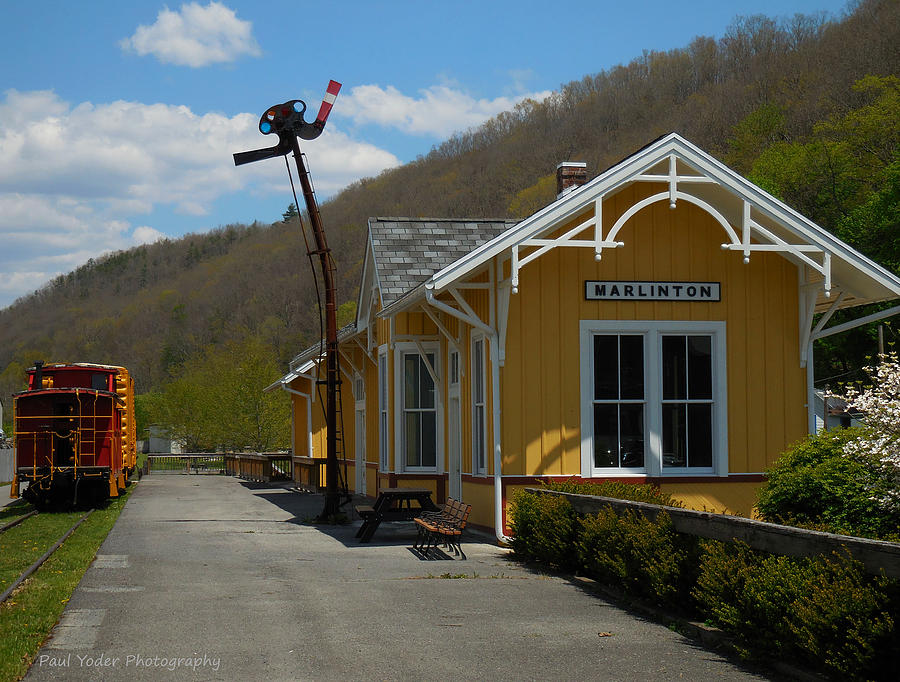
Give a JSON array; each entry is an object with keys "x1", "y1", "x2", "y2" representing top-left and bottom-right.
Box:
[{"x1": 26, "y1": 475, "x2": 771, "y2": 681}]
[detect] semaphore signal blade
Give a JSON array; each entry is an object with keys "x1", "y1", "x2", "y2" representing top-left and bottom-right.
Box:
[{"x1": 315, "y1": 80, "x2": 342, "y2": 126}]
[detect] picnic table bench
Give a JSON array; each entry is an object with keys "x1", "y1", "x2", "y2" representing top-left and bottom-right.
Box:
[
  {"x1": 354, "y1": 487, "x2": 439, "y2": 543},
  {"x1": 412, "y1": 497, "x2": 472, "y2": 559}
]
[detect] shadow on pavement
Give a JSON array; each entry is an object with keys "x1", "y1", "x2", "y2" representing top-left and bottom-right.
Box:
[{"x1": 237, "y1": 479, "x2": 488, "y2": 560}]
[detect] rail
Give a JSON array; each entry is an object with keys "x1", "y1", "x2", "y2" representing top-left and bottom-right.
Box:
[
  {"x1": 291, "y1": 455, "x2": 326, "y2": 492},
  {"x1": 146, "y1": 454, "x2": 225, "y2": 475},
  {"x1": 224, "y1": 452, "x2": 292, "y2": 483},
  {"x1": 0, "y1": 509, "x2": 93, "y2": 605}
]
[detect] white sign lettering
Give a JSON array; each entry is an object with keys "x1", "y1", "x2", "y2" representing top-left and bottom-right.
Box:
[{"x1": 585, "y1": 281, "x2": 721, "y2": 301}]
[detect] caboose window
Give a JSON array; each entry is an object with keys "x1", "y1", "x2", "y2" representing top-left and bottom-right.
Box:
[{"x1": 92, "y1": 373, "x2": 108, "y2": 391}]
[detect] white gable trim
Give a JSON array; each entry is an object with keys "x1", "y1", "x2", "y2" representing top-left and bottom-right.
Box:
[
  {"x1": 427, "y1": 133, "x2": 900, "y2": 309},
  {"x1": 356, "y1": 223, "x2": 383, "y2": 332}
]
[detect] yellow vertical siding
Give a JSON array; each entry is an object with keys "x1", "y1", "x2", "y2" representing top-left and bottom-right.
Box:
[{"x1": 501, "y1": 184, "x2": 807, "y2": 477}]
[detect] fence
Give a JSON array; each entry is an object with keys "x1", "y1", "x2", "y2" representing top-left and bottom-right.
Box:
[
  {"x1": 0, "y1": 449, "x2": 12, "y2": 483},
  {"x1": 224, "y1": 453, "x2": 292, "y2": 483},
  {"x1": 528, "y1": 488, "x2": 900, "y2": 578},
  {"x1": 147, "y1": 454, "x2": 225, "y2": 475},
  {"x1": 291, "y1": 455, "x2": 326, "y2": 492}
]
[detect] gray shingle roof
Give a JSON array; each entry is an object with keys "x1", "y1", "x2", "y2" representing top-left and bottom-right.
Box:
[{"x1": 370, "y1": 217, "x2": 519, "y2": 306}]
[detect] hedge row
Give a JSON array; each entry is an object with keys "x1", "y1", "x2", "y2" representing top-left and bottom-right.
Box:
[{"x1": 508, "y1": 484, "x2": 900, "y2": 680}]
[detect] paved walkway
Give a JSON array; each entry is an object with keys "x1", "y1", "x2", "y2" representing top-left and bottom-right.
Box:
[{"x1": 25, "y1": 476, "x2": 770, "y2": 681}]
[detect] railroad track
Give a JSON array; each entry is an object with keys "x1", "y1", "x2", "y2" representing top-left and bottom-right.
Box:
[
  {"x1": 0, "y1": 508, "x2": 38, "y2": 533},
  {"x1": 0, "y1": 509, "x2": 93, "y2": 605}
]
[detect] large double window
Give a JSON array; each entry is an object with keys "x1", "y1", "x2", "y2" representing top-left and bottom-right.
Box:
[{"x1": 580, "y1": 321, "x2": 726, "y2": 477}]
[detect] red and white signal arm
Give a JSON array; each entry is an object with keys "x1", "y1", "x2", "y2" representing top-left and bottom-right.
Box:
[{"x1": 316, "y1": 80, "x2": 342, "y2": 126}]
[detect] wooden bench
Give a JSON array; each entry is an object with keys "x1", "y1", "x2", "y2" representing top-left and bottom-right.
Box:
[{"x1": 412, "y1": 498, "x2": 472, "y2": 559}]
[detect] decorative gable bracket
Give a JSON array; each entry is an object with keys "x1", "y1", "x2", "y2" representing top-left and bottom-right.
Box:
[{"x1": 510, "y1": 154, "x2": 834, "y2": 298}]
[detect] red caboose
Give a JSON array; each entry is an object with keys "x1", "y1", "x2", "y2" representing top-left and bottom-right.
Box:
[{"x1": 11, "y1": 362, "x2": 136, "y2": 508}]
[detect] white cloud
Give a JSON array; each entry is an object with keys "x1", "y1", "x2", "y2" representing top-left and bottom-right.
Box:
[
  {"x1": 0, "y1": 89, "x2": 401, "y2": 308},
  {"x1": 340, "y1": 84, "x2": 553, "y2": 138},
  {"x1": 132, "y1": 226, "x2": 167, "y2": 244},
  {"x1": 120, "y1": 2, "x2": 261, "y2": 67}
]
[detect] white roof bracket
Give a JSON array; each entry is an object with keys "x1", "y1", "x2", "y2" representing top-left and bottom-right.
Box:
[
  {"x1": 419, "y1": 304, "x2": 461, "y2": 354},
  {"x1": 413, "y1": 340, "x2": 440, "y2": 390},
  {"x1": 812, "y1": 303, "x2": 900, "y2": 341},
  {"x1": 352, "y1": 335, "x2": 377, "y2": 366}
]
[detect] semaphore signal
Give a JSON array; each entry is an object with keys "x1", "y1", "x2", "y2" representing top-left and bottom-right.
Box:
[{"x1": 233, "y1": 80, "x2": 347, "y2": 521}]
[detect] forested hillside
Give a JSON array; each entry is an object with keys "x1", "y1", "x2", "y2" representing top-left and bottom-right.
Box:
[{"x1": 1, "y1": 0, "x2": 898, "y2": 445}]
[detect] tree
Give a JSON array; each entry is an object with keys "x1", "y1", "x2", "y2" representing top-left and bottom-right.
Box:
[
  {"x1": 831, "y1": 352, "x2": 900, "y2": 522},
  {"x1": 282, "y1": 203, "x2": 299, "y2": 223},
  {"x1": 150, "y1": 336, "x2": 291, "y2": 452}
]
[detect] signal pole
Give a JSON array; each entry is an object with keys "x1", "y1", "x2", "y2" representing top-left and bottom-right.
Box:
[{"x1": 234, "y1": 81, "x2": 345, "y2": 520}]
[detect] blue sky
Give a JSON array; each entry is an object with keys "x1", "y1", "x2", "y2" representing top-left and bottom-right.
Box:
[{"x1": 0, "y1": 0, "x2": 851, "y2": 308}]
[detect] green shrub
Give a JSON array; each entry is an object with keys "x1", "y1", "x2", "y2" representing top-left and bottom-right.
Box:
[
  {"x1": 756, "y1": 428, "x2": 900, "y2": 538},
  {"x1": 544, "y1": 478, "x2": 684, "y2": 507},
  {"x1": 578, "y1": 508, "x2": 699, "y2": 607},
  {"x1": 694, "y1": 540, "x2": 898, "y2": 679},
  {"x1": 507, "y1": 491, "x2": 579, "y2": 570}
]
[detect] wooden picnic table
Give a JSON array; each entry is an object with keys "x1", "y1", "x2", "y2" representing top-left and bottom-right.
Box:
[{"x1": 355, "y1": 487, "x2": 439, "y2": 543}]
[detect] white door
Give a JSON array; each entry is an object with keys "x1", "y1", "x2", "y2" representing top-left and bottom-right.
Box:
[
  {"x1": 355, "y1": 405, "x2": 366, "y2": 495},
  {"x1": 448, "y1": 396, "x2": 461, "y2": 499},
  {"x1": 447, "y1": 350, "x2": 462, "y2": 499}
]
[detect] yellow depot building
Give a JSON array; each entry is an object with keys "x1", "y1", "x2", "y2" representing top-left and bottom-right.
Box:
[{"x1": 268, "y1": 134, "x2": 900, "y2": 539}]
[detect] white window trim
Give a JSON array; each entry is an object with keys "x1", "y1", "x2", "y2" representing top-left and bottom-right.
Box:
[
  {"x1": 393, "y1": 341, "x2": 442, "y2": 473},
  {"x1": 579, "y1": 320, "x2": 728, "y2": 478},
  {"x1": 378, "y1": 345, "x2": 390, "y2": 473},
  {"x1": 471, "y1": 332, "x2": 488, "y2": 476}
]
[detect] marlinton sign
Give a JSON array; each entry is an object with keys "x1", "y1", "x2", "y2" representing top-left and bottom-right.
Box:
[{"x1": 585, "y1": 280, "x2": 721, "y2": 301}]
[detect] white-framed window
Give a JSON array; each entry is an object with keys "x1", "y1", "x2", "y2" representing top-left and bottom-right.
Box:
[
  {"x1": 471, "y1": 334, "x2": 487, "y2": 475},
  {"x1": 378, "y1": 348, "x2": 389, "y2": 472},
  {"x1": 580, "y1": 320, "x2": 727, "y2": 477},
  {"x1": 394, "y1": 343, "x2": 441, "y2": 471}
]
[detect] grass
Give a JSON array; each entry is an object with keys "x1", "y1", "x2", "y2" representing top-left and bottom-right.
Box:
[
  {"x1": 0, "y1": 505, "x2": 32, "y2": 531},
  {"x1": 0, "y1": 485, "x2": 134, "y2": 682}
]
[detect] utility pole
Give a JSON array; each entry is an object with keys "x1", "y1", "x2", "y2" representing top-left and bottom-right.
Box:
[{"x1": 234, "y1": 81, "x2": 345, "y2": 520}]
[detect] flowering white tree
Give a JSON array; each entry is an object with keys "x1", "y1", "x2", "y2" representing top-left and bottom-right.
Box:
[{"x1": 830, "y1": 352, "x2": 900, "y2": 513}]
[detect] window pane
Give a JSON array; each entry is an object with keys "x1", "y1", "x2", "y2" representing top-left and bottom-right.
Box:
[
  {"x1": 619, "y1": 335, "x2": 644, "y2": 400},
  {"x1": 688, "y1": 404, "x2": 713, "y2": 467},
  {"x1": 662, "y1": 336, "x2": 687, "y2": 400},
  {"x1": 473, "y1": 340, "x2": 484, "y2": 403},
  {"x1": 619, "y1": 403, "x2": 644, "y2": 468},
  {"x1": 404, "y1": 355, "x2": 419, "y2": 408},
  {"x1": 405, "y1": 412, "x2": 420, "y2": 467},
  {"x1": 662, "y1": 403, "x2": 686, "y2": 467},
  {"x1": 593, "y1": 404, "x2": 618, "y2": 467},
  {"x1": 593, "y1": 335, "x2": 618, "y2": 399},
  {"x1": 422, "y1": 411, "x2": 436, "y2": 467},
  {"x1": 379, "y1": 355, "x2": 388, "y2": 404},
  {"x1": 687, "y1": 336, "x2": 712, "y2": 399},
  {"x1": 450, "y1": 352, "x2": 459, "y2": 385},
  {"x1": 474, "y1": 406, "x2": 485, "y2": 471},
  {"x1": 420, "y1": 354, "x2": 435, "y2": 409}
]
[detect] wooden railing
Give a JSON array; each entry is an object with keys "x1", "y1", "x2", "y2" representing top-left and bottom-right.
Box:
[
  {"x1": 291, "y1": 456, "x2": 327, "y2": 492},
  {"x1": 224, "y1": 452, "x2": 292, "y2": 482}
]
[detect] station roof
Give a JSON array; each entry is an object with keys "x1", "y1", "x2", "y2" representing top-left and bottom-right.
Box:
[{"x1": 367, "y1": 218, "x2": 518, "y2": 307}]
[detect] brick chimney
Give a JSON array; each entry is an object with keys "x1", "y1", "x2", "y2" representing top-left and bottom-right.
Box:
[{"x1": 556, "y1": 161, "x2": 588, "y2": 198}]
